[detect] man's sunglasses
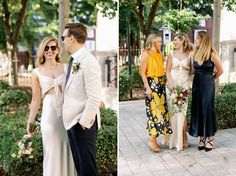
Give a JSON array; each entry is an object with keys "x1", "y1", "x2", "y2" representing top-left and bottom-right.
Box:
[
  {"x1": 44, "y1": 45, "x2": 57, "y2": 51},
  {"x1": 61, "y1": 36, "x2": 70, "y2": 41}
]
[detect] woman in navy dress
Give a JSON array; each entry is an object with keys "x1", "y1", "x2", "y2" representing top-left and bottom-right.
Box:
[{"x1": 189, "y1": 31, "x2": 223, "y2": 151}]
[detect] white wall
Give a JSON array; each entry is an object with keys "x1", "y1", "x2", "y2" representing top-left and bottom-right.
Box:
[
  {"x1": 220, "y1": 9, "x2": 236, "y2": 83},
  {"x1": 220, "y1": 9, "x2": 236, "y2": 42},
  {"x1": 95, "y1": 10, "x2": 118, "y2": 51}
]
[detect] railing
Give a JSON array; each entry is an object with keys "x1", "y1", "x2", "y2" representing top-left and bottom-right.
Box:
[
  {"x1": 1, "y1": 51, "x2": 119, "y2": 90},
  {"x1": 0, "y1": 52, "x2": 33, "y2": 87},
  {"x1": 119, "y1": 45, "x2": 141, "y2": 67},
  {"x1": 94, "y1": 51, "x2": 117, "y2": 88}
]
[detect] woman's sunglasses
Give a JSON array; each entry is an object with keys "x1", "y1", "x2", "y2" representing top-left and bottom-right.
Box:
[{"x1": 44, "y1": 45, "x2": 57, "y2": 51}]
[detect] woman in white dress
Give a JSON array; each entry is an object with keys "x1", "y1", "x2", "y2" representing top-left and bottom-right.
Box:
[
  {"x1": 26, "y1": 37, "x2": 77, "y2": 176},
  {"x1": 166, "y1": 34, "x2": 193, "y2": 151}
]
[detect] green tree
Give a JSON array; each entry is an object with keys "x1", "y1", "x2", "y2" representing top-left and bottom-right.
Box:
[
  {"x1": 0, "y1": 0, "x2": 29, "y2": 85},
  {"x1": 20, "y1": 0, "x2": 59, "y2": 52},
  {"x1": 0, "y1": 25, "x2": 7, "y2": 52},
  {"x1": 222, "y1": 0, "x2": 236, "y2": 12},
  {"x1": 119, "y1": 0, "x2": 214, "y2": 48},
  {"x1": 119, "y1": 3, "x2": 139, "y2": 46},
  {"x1": 162, "y1": 9, "x2": 206, "y2": 34},
  {"x1": 70, "y1": 0, "x2": 117, "y2": 26},
  {"x1": 0, "y1": 0, "x2": 117, "y2": 85}
]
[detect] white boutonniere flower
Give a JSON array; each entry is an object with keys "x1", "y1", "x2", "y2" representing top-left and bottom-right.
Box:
[{"x1": 72, "y1": 62, "x2": 80, "y2": 74}]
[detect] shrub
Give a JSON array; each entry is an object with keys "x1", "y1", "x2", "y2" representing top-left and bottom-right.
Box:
[
  {"x1": 97, "y1": 108, "x2": 117, "y2": 175},
  {"x1": 119, "y1": 67, "x2": 133, "y2": 97},
  {"x1": 215, "y1": 92, "x2": 236, "y2": 129},
  {"x1": 186, "y1": 89, "x2": 236, "y2": 130},
  {"x1": 220, "y1": 83, "x2": 236, "y2": 94},
  {"x1": 0, "y1": 81, "x2": 30, "y2": 115},
  {"x1": 0, "y1": 113, "x2": 43, "y2": 176},
  {"x1": 0, "y1": 80, "x2": 10, "y2": 95},
  {"x1": 0, "y1": 89, "x2": 30, "y2": 115},
  {"x1": 119, "y1": 65, "x2": 143, "y2": 100},
  {"x1": 0, "y1": 107, "x2": 117, "y2": 176}
]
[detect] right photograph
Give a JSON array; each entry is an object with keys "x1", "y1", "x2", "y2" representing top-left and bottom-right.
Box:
[{"x1": 119, "y1": 1, "x2": 236, "y2": 175}]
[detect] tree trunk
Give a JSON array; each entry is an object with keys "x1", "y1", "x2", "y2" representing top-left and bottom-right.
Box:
[
  {"x1": 2, "y1": 0, "x2": 28, "y2": 85},
  {"x1": 59, "y1": 0, "x2": 70, "y2": 63},
  {"x1": 135, "y1": 0, "x2": 160, "y2": 49},
  {"x1": 213, "y1": 0, "x2": 221, "y2": 95},
  {"x1": 12, "y1": 46, "x2": 18, "y2": 85},
  {"x1": 179, "y1": 0, "x2": 183, "y2": 10}
]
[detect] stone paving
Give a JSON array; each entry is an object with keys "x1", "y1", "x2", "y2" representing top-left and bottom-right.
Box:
[{"x1": 119, "y1": 100, "x2": 236, "y2": 176}]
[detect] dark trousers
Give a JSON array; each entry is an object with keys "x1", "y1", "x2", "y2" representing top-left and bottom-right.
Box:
[{"x1": 67, "y1": 117, "x2": 98, "y2": 176}]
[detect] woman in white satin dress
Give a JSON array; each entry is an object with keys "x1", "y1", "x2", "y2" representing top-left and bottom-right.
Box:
[
  {"x1": 165, "y1": 34, "x2": 193, "y2": 151},
  {"x1": 26, "y1": 37, "x2": 77, "y2": 176}
]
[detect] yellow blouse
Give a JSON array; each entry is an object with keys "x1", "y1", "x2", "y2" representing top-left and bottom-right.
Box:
[{"x1": 146, "y1": 50, "x2": 164, "y2": 78}]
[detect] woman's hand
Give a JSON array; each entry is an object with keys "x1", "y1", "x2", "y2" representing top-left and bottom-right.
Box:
[
  {"x1": 168, "y1": 83, "x2": 173, "y2": 90},
  {"x1": 99, "y1": 101, "x2": 105, "y2": 109},
  {"x1": 146, "y1": 87, "x2": 153, "y2": 100},
  {"x1": 27, "y1": 121, "x2": 35, "y2": 136}
]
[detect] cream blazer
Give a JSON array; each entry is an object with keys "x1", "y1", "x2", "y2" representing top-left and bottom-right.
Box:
[{"x1": 62, "y1": 48, "x2": 102, "y2": 130}]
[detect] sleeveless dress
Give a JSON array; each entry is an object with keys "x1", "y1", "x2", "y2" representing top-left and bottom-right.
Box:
[
  {"x1": 189, "y1": 59, "x2": 216, "y2": 138},
  {"x1": 144, "y1": 50, "x2": 172, "y2": 137},
  {"x1": 33, "y1": 68, "x2": 77, "y2": 176},
  {"x1": 166, "y1": 53, "x2": 191, "y2": 151}
]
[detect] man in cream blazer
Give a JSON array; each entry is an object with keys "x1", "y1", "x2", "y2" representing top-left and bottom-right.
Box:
[{"x1": 62, "y1": 23, "x2": 101, "y2": 176}]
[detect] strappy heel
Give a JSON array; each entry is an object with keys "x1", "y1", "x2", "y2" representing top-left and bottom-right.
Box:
[
  {"x1": 148, "y1": 139, "x2": 160, "y2": 153},
  {"x1": 198, "y1": 137, "x2": 205, "y2": 150},
  {"x1": 205, "y1": 138, "x2": 214, "y2": 152}
]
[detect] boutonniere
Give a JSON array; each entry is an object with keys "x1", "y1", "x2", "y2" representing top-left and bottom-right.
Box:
[{"x1": 72, "y1": 62, "x2": 80, "y2": 74}]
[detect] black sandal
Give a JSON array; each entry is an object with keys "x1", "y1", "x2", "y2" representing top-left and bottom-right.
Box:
[
  {"x1": 205, "y1": 139, "x2": 214, "y2": 152},
  {"x1": 198, "y1": 137, "x2": 205, "y2": 150}
]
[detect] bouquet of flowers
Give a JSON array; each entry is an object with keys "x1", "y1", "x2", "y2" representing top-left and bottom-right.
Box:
[
  {"x1": 169, "y1": 85, "x2": 190, "y2": 113},
  {"x1": 11, "y1": 134, "x2": 34, "y2": 159},
  {"x1": 11, "y1": 120, "x2": 41, "y2": 160}
]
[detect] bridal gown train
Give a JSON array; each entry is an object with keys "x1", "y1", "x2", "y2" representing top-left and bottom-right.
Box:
[
  {"x1": 34, "y1": 68, "x2": 77, "y2": 176},
  {"x1": 166, "y1": 54, "x2": 191, "y2": 151}
]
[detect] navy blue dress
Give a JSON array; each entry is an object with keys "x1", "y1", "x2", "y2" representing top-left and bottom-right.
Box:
[{"x1": 189, "y1": 59, "x2": 216, "y2": 138}]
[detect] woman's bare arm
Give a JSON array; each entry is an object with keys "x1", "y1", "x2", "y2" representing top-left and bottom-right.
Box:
[
  {"x1": 140, "y1": 51, "x2": 152, "y2": 100},
  {"x1": 27, "y1": 71, "x2": 42, "y2": 134},
  {"x1": 211, "y1": 52, "x2": 223, "y2": 79}
]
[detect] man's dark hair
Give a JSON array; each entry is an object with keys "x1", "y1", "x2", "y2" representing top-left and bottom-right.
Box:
[{"x1": 65, "y1": 23, "x2": 87, "y2": 44}]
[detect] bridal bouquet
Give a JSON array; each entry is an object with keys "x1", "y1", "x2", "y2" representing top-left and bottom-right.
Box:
[
  {"x1": 11, "y1": 120, "x2": 41, "y2": 160},
  {"x1": 11, "y1": 134, "x2": 34, "y2": 159},
  {"x1": 169, "y1": 85, "x2": 190, "y2": 113}
]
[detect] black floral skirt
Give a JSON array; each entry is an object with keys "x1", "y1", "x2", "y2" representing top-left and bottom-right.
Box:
[{"x1": 145, "y1": 77, "x2": 173, "y2": 137}]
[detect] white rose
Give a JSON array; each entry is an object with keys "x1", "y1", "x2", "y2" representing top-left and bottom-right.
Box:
[
  {"x1": 11, "y1": 153, "x2": 16, "y2": 158},
  {"x1": 23, "y1": 150, "x2": 31, "y2": 155},
  {"x1": 20, "y1": 143, "x2": 25, "y2": 149}
]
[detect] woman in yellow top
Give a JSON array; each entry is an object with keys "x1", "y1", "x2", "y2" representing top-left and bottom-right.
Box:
[{"x1": 140, "y1": 34, "x2": 172, "y2": 152}]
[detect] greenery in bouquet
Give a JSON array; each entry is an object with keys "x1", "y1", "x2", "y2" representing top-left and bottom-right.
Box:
[
  {"x1": 9, "y1": 119, "x2": 43, "y2": 175},
  {"x1": 11, "y1": 120, "x2": 41, "y2": 159},
  {"x1": 169, "y1": 85, "x2": 190, "y2": 113}
]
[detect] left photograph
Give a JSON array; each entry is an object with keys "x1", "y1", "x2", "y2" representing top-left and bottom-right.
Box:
[{"x1": 0, "y1": 1, "x2": 118, "y2": 176}]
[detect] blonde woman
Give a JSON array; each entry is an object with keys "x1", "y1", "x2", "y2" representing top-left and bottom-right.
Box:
[
  {"x1": 189, "y1": 31, "x2": 223, "y2": 152},
  {"x1": 26, "y1": 37, "x2": 77, "y2": 175},
  {"x1": 166, "y1": 34, "x2": 193, "y2": 151},
  {"x1": 140, "y1": 34, "x2": 172, "y2": 152}
]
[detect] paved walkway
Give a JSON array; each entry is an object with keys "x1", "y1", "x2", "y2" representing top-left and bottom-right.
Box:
[{"x1": 119, "y1": 100, "x2": 236, "y2": 176}]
